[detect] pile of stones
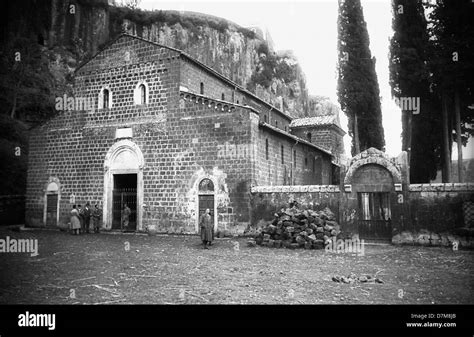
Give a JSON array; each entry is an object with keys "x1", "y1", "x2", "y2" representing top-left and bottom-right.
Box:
[
  {"x1": 254, "y1": 206, "x2": 341, "y2": 249},
  {"x1": 332, "y1": 273, "x2": 384, "y2": 284}
]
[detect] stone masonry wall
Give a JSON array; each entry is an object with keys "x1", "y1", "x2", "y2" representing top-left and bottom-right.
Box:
[
  {"x1": 26, "y1": 35, "x2": 181, "y2": 228},
  {"x1": 403, "y1": 183, "x2": 474, "y2": 233},
  {"x1": 253, "y1": 128, "x2": 332, "y2": 187},
  {"x1": 249, "y1": 183, "x2": 474, "y2": 243},
  {"x1": 292, "y1": 126, "x2": 344, "y2": 161},
  {"x1": 249, "y1": 185, "x2": 342, "y2": 230},
  {"x1": 180, "y1": 58, "x2": 291, "y2": 133}
]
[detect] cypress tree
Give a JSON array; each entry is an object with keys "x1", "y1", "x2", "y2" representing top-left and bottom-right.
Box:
[
  {"x1": 337, "y1": 0, "x2": 385, "y2": 156},
  {"x1": 428, "y1": 0, "x2": 474, "y2": 182},
  {"x1": 389, "y1": 0, "x2": 442, "y2": 183}
]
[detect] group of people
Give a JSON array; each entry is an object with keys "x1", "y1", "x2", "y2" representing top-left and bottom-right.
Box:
[
  {"x1": 70, "y1": 202, "x2": 101, "y2": 235},
  {"x1": 70, "y1": 203, "x2": 213, "y2": 246}
]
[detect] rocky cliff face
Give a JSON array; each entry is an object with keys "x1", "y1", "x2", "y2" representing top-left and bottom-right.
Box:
[
  {"x1": 109, "y1": 8, "x2": 310, "y2": 117},
  {"x1": 2, "y1": 1, "x2": 315, "y2": 119}
]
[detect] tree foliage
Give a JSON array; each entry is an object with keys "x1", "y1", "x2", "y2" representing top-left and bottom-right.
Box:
[
  {"x1": 337, "y1": 0, "x2": 385, "y2": 156},
  {"x1": 390, "y1": 0, "x2": 474, "y2": 182},
  {"x1": 389, "y1": 0, "x2": 442, "y2": 182},
  {"x1": 427, "y1": 0, "x2": 474, "y2": 142}
]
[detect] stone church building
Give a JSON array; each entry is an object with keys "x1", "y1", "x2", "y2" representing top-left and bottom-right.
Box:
[{"x1": 26, "y1": 34, "x2": 345, "y2": 235}]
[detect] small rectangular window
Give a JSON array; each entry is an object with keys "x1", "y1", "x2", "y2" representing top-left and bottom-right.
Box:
[
  {"x1": 200, "y1": 82, "x2": 204, "y2": 94},
  {"x1": 222, "y1": 93, "x2": 225, "y2": 100},
  {"x1": 281, "y1": 145, "x2": 284, "y2": 164},
  {"x1": 264, "y1": 115, "x2": 268, "y2": 123},
  {"x1": 265, "y1": 139, "x2": 269, "y2": 160},
  {"x1": 293, "y1": 150, "x2": 296, "y2": 167}
]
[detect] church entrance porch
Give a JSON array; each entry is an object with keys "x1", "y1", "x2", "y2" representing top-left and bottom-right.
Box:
[
  {"x1": 103, "y1": 139, "x2": 144, "y2": 232},
  {"x1": 112, "y1": 174, "x2": 137, "y2": 231}
]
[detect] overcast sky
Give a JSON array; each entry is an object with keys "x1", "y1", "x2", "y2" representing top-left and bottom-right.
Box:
[{"x1": 139, "y1": 0, "x2": 473, "y2": 159}]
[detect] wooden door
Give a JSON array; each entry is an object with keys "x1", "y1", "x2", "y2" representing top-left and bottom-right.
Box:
[{"x1": 46, "y1": 193, "x2": 58, "y2": 226}]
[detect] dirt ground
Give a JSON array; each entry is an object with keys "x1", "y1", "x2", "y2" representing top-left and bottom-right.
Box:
[{"x1": 0, "y1": 228, "x2": 473, "y2": 304}]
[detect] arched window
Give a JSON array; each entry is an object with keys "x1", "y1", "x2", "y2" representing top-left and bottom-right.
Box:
[
  {"x1": 198, "y1": 178, "x2": 214, "y2": 193},
  {"x1": 307, "y1": 132, "x2": 312, "y2": 142},
  {"x1": 264, "y1": 115, "x2": 268, "y2": 123},
  {"x1": 200, "y1": 82, "x2": 204, "y2": 95},
  {"x1": 98, "y1": 86, "x2": 112, "y2": 110},
  {"x1": 103, "y1": 89, "x2": 109, "y2": 109},
  {"x1": 221, "y1": 93, "x2": 225, "y2": 100},
  {"x1": 139, "y1": 84, "x2": 146, "y2": 104},
  {"x1": 134, "y1": 81, "x2": 149, "y2": 105}
]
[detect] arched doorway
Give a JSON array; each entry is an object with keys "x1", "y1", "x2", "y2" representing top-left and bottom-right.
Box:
[
  {"x1": 197, "y1": 178, "x2": 217, "y2": 232},
  {"x1": 104, "y1": 140, "x2": 144, "y2": 231},
  {"x1": 344, "y1": 148, "x2": 404, "y2": 241},
  {"x1": 44, "y1": 180, "x2": 60, "y2": 227},
  {"x1": 352, "y1": 164, "x2": 393, "y2": 240}
]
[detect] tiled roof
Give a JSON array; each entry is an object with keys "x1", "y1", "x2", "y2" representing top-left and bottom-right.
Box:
[{"x1": 289, "y1": 115, "x2": 340, "y2": 128}]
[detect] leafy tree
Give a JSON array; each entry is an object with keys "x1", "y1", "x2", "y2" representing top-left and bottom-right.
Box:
[
  {"x1": 337, "y1": 0, "x2": 385, "y2": 156},
  {"x1": 389, "y1": 0, "x2": 442, "y2": 183}
]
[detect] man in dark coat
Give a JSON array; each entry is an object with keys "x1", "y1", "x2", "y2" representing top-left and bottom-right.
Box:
[
  {"x1": 199, "y1": 208, "x2": 214, "y2": 249},
  {"x1": 92, "y1": 204, "x2": 101, "y2": 233},
  {"x1": 77, "y1": 205, "x2": 84, "y2": 233},
  {"x1": 83, "y1": 202, "x2": 92, "y2": 233},
  {"x1": 121, "y1": 204, "x2": 131, "y2": 230}
]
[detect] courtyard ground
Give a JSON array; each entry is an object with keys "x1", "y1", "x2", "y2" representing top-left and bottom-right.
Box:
[{"x1": 0, "y1": 228, "x2": 472, "y2": 304}]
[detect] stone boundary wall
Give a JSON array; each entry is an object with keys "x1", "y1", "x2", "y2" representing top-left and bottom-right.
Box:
[
  {"x1": 251, "y1": 185, "x2": 340, "y2": 193},
  {"x1": 249, "y1": 185, "x2": 342, "y2": 232},
  {"x1": 250, "y1": 183, "x2": 474, "y2": 246},
  {"x1": 408, "y1": 183, "x2": 474, "y2": 192}
]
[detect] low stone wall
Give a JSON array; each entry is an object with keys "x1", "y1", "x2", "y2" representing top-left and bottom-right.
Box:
[
  {"x1": 250, "y1": 183, "x2": 474, "y2": 248},
  {"x1": 405, "y1": 183, "x2": 474, "y2": 232},
  {"x1": 249, "y1": 185, "x2": 342, "y2": 233}
]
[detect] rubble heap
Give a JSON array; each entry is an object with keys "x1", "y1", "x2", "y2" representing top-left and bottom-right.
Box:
[{"x1": 254, "y1": 206, "x2": 341, "y2": 249}]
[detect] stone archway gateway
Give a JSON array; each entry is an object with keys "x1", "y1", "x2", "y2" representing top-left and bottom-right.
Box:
[
  {"x1": 344, "y1": 148, "x2": 404, "y2": 241},
  {"x1": 103, "y1": 140, "x2": 144, "y2": 231}
]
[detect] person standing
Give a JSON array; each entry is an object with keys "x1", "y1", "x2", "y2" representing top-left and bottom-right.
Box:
[
  {"x1": 121, "y1": 203, "x2": 131, "y2": 230},
  {"x1": 77, "y1": 205, "x2": 84, "y2": 234},
  {"x1": 92, "y1": 204, "x2": 101, "y2": 233},
  {"x1": 70, "y1": 205, "x2": 81, "y2": 235},
  {"x1": 199, "y1": 208, "x2": 214, "y2": 249},
  {"x1": 83, "y1": 202, "x2": 92, "y2": 233}
]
